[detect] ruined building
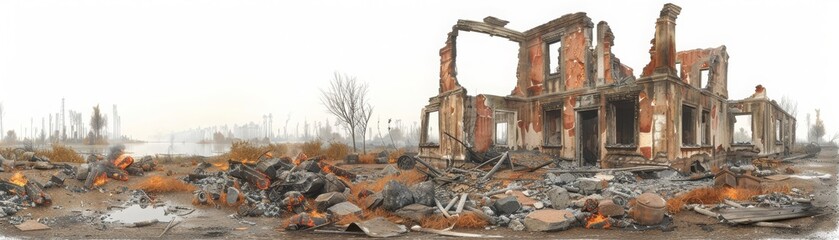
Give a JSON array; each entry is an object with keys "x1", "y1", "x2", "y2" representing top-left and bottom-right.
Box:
[{"x1": 418, "y1": 3, "x2": 796, "y2": 172}]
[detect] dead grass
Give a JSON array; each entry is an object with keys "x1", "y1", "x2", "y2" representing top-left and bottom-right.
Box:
[
  {"x1": 420, "y1": 212, "x2": 489, "y2": 229},
  {"x1": 323, "y1": 142, "x2": 349, "y2": 161},
  {"x1": 301, "y1": 140, "x2": 323, "y2": 157},
  {"x1": 134, "y1": 176, "x2": 196, "y2": 193},
  {"x1": 665, "y1": 185, "x2": 791, "y2": 213},
  {"x1": 387, "y1": 148, "x2": 406, "y2": 163},
  {"x1": 358, "y1": 153, "x2": 376, "y2": 164}
]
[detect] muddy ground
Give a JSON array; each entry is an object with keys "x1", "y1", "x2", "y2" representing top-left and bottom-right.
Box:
[{"x1": 0, "y1": 156, "x2": 837, "y2": 239}]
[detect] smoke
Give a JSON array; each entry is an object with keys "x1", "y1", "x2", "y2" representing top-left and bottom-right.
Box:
[{"x1": 107, "y1": 144, "x2": 126, "y2": 161}]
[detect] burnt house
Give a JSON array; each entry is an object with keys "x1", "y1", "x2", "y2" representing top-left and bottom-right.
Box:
[{"x1": 418, "y1": 3, "x2": 796, "y2": 172}]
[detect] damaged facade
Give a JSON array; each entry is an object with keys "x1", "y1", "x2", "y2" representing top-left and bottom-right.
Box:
[{"x1": 419, "y1": 3, "x2": 796, "y2": 173}]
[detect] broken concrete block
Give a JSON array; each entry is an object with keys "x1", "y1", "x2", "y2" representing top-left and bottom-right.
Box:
[
  {"x1": 322, "y1": 173, "x2": 347, "y2": 193},
  {"x1": 76, "y1": 164, "x2": 90, "y2": 180},
  {"x1": 558, "y1": 173, "x2": 576, "y2": 184},
  {"x1": 547, "y1": 187, "x2": 570, "y2": 210},
  {"x1": 523, "y1": 209, "x2": 576, "y2": 232},
  {"x1": 375, "y1": 157, "x2": 389, "y2": 164},
  {"x1": 379, "y1": 165, "x2": 400, "y2": 176},
  {"x1": 315, "y1": 192, "x2": 347, "y2": 212},
  {"x1": 578, "y1": 177, "x2": 606, "y2": 194},
  {"x1": 365, "y1": 192, "x2": 384, "y2": 210},
  {"x1": 509, "y1": 191, "x2": 538, "y2": 207},
  {"x1": 328, "y1": 202, "x2": 362, "y2": 219},
  {"x1": 382, "y1": 180, "x2": 414, "y2": 211},
  {"x1": 394, "y1": 203, "x2": 434, "y2": 222},
  {"x1": 345, "y1": 153, "x2": 359, "y2": 164},
  {"x1": 410, "y1": 181, "x2": 435, "y2": 206},
  {"x1": 493, "y1": 196, "x2": 521, "y2": 215},
  {"x1": 533, "y1": 201, "x2": 545, "y2": 209},
  {"x1": 597, "y1": 199, "x2": 625, "y2": 217},
  {"x1": 509, "y1": 219, "x2": 525, "y2": 231}
]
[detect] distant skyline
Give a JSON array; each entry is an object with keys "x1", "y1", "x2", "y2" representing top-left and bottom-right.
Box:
[{"x1": 1, "y1": 0, "x2": 836, "y2": 142}]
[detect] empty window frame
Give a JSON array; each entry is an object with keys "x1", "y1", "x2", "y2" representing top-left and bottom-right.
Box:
[
  {"x1": 682, "y1": 105, "x2": 697, "y2": 146},
  {"x1": 494, "y1": 111, "x2": 514, "y2": 145},
  {"x1": 544, "y1": 109, "x2": 562, "y2": 146},
  {"x1": 701, "y1": 110, "x2": 711, "y2": 145},
  {"x1": 776, "y1": 119, "x2": 782, "y2": 143},
  {"x1": 733, "y1": 114, "x2": 753, "y2": 144},
  {"x1": 547, "y1": 41, "x2": 562, "y2": 75},
  {"x1": 675, "y1": 62, "x2": 682, "y2": 78},
  {"x1": 700, "y1": 69, "x2": 710, "y2": 88},
  {"x1": 611, "y1": 100, "x2": 636, "y2": 145},
  {"x1": 424, "y1": 111, "x2": 440, "y2": 145}
]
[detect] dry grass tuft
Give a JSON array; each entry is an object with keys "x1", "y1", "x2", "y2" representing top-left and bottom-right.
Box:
[
  {"x1": 229, "y1": 141, "x2": 265, "y2": 162},
  {"x1": 35, "y1": 145, "x2": 85, "y2": 163},
  {"x1": 335, "y1": 213, "x2": 363, "y2": 225},
  {"x1": 134, "y1": 176, "x2": 196, "y2": 193},
  {"x1": 301, "y1": 140, "x2": 323, "y2": 157},
  {"x1": 323, "y1": 142, "x2": 350, "y2": 161},
  {"x1": 420, "y1": 212, "x2": 489, "y2": 229},
  {"x1": 358, "y1": 153, "x2": 376, "y2": 164}
]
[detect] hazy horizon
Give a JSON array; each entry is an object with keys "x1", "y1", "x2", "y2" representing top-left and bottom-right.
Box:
[{"x1": 1, "y1": 0, "x2": 836, "y2": 143}]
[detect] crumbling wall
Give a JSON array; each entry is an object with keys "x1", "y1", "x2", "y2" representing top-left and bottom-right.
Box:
[
  {"x1": 676, "y1": 46, "x2": 729, "y2": 98},
  {"x1": 727, "y1": 86, "x2": 796, "y2": 157}
]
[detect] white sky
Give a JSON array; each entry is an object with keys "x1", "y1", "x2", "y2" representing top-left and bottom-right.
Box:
[{"x1": 0, "y1": 0, "x2": 836, "y2": 142}]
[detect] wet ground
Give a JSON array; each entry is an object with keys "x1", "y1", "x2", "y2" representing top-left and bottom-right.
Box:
[{"x1": 0, "y1": 156, "x2": 837, "y2": 239}]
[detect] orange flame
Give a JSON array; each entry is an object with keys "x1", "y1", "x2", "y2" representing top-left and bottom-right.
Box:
[
  {"x1": 9, "y1": 172, "x2": 27, "y2": 187},
  {"x1": 585, "y1": 212, "x2": 611, "y2": 229},
  {"x1": 286, "y1": 195, "x2": 306, "y2": 212},
  {"x1": 93, "y1": 172, "x2": 108, "y2": 187},
  {"x1": 294, "y1": 153, "x2": 308, "y2": 166},
  {"x1": 212, "y1": 162, "x2": 229, "y2": 171}
]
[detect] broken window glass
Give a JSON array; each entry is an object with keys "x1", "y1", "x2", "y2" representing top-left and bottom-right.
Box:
[
  {"x1": 682, "y1": 105, "x2": 697, "y2": 146},
  {"x1": 611, "y1": 100, "x2": 635, "y2": 145},
  {"x1": 733, "y1": 114, "x2": 753, "y2": 144},
  {"x1": 424, "y1": 111, "x2": 439, "y2": 145},
  {"x1": 701, "y1": 110, "x2": 710, "y2": 145},
  {"x1": 548, "y1": 41, "x2": 562, "y2": 75},
  {"x1": 544, "y1": 109, "x2": 562, "y2": 146}
]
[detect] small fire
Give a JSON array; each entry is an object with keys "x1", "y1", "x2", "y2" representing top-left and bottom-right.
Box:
[
  {"x1": 585, "y1": 212, "x2": 612, "y2": 229},
  {"x1": 285, "y1": 194, "x2": 306, "y2": 212},
  {"x1": 93, "y1": 172, "x2": 108, "y2": 187},
  {"x1": 9, "y1": 172, "x2": 28, "y2": 187},
  {"x1": 319, "y1": 163, "x2": 333, "y2": 175},
  {"x1": 212, "y1": 162, "x2": 229, "y2": 171},
  {"x1": 309, "y1": 210, "x2": 326, "y2": 218},
  {"x1": 294, "y1": 153, "x2": 308, "y2": 166}
]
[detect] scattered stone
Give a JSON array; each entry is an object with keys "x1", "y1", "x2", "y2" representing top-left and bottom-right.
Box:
[
  {"x1": 394, "y1": 203, "x2": 434, "y2": 222},
  {"x1": 533, "y1": 201, "x2": 544, "y2": 209},
  {"x1": 523, "y1": 209, "x2": 576, "y2": 232},
  {"x1": 410, "y1": 181, "x2": 435, "y2": 206},
  {"x1": 379, "y1": 165, "x2": 400, "y2": 176},
  {"x1": 493, "y1": 196, "x2": 521, "y2": 215},
  {"x1": 509, "y1": 219, "x2": 525, "y2": 231},
  {"x1": 315, "y1": 192, "x2": 347, "y2": 212},
  {"x1": 593, "y1": 173, "x2": 614, "y2": 181},
  {"x1": 509, "y1": 191, "x2": 538, "y2": 207},
  {"x1": 226, "y1": 187, "x2": 240, "y2": 205},
  {"x1": 382, "y1": 180, "x2": 413, "y2": 211},
  {"x1": 597, "y1": 199, "x2": 625, "y2": 217},
  {"x1": 522, "y1": 190, "x2": 537, "y2": 197},
  {"x1": 578, "y1": 177, "x2": 606, "y2": 194},
  {"x1": 327, "y1": 202, "x2": 362, "y2": 219},
  {"x1": 481, "y1": 206, "x2": 495, "y2": 216},
  {"x1": 547, "y1": 187, "x2": 570, "y2": 209},
  {"x1": 656, "y1": 169, "x2": 679, "y2": 179},
  {"x1": 558, "y1": 173, "x2": 576, "y2": 184},
  {"x1": 365, "y1": 192, "x2": 384, "y2": 210}
]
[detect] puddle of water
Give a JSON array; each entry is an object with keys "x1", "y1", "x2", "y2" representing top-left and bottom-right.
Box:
[{"x1": 104, "y1": 205, "x2": 177, "y2": 224}]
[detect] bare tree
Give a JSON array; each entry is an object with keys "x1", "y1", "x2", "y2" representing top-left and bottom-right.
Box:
[
  {"x1": 778, "y1": 95, "x2": 798, "y2": 118},
  {"x1": 357, "y1": 97, "x2": 373, "y2": 154},
  {"x1": 809, "y1": 109, "x2": 825, "y2": 144},
  {"x1": 90, "y1": 104, "x2": 108, "y2": 145},
  {"x1": 320, "y1": 72, "x2": 373, "y2": 153}
]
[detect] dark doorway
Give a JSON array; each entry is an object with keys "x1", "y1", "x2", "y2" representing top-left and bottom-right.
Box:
[{"x1": 579, "y1": 110, "x2": 599, "y2": 167}]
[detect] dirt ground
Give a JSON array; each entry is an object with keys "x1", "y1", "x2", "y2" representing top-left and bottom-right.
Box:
[{"x1": 0, "y1": 155, "x2": 837, "y2": 239}]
